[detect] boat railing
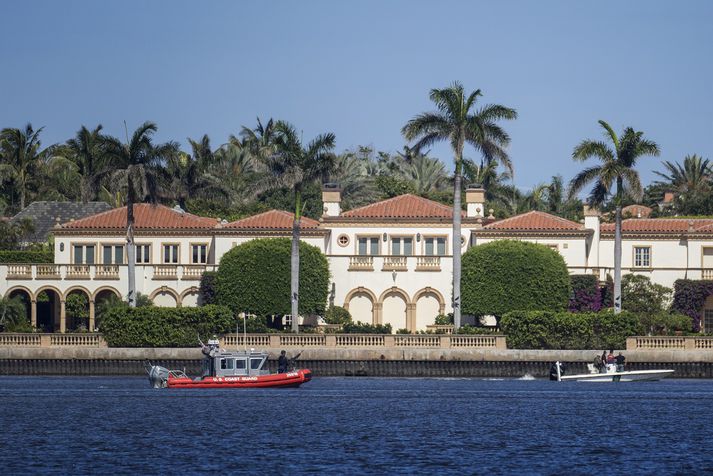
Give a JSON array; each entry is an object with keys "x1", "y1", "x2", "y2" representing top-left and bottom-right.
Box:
[{"x1": 168, "y1": 370, "x2": 188, "y2": 379}]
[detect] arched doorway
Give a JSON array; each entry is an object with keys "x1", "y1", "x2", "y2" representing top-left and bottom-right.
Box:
[
  {"x1": 151, "y1": 289, "x2": 177, "y2": 307},
  {"x1": 344, "y1": 288, "x2": 376, "y2": 324},
  {"x1": 94, "y1": 288, "x2": 121, "y2": 332},
  {"x1": 35, "y1": 287, "x2": 62, "y2": 333},
  {"x1": 64, "y1": 288, "x2": 91, "y2": 332},
  {"x1": 181, "y1": 288, "x2": 200, "y2": 307},
  {"x1": 380, "y1": 288, "x2": 408, "y2": 333},
  {"x1": 414, "y1": 288, "x2": 444, "y2": 331},
  {"x1": 5, "y1": 287, "x2": 32, "y2": 331}
]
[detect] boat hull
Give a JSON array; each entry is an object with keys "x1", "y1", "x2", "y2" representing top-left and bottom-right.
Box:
[
  {"x1": 560, "y1": 369, "x2": 674, "y2": 382},
  {"x1": 167, "y1": 369, "x2": 312, "y2": 389}
]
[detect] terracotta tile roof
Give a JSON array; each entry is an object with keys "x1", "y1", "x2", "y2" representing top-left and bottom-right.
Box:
[
  {"x1": 601, "y1": 218, "x2": 713, "y2": 234},
  {"x1": 621, "y1": 204, "x2": 652, "y2": 218},
  {"x1": 340, "y1": 194, "x2": 461, "y2": 219},
  {"x1": 483, "y1": 211, "x2": 584, "y2": 231},
  {"x1": 60, "y1": 204, "x2": 218, "y2": 230},
  {"x1": 224, "y1": 210, "x2": 320, "y2": 230}
]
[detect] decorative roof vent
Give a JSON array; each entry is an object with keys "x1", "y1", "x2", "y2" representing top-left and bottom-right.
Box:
[{"x1": 173, "y1": 204, "x2": 185, "y2": 215}]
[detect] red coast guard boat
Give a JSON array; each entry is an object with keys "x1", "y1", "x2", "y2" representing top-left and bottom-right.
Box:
[{"x1": 146, "y1": 339, "x2": 311, "y2": 389}]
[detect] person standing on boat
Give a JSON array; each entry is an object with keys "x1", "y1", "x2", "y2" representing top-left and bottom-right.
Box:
[
  {"x1": 593, "y1": 354, "x2": 603, "y2": 373},
  {"x1": 615, "y1": 352, "x2": 626, "y2": 372},
  {"x1": 606, "y1": 350, "x2": 616, "y2": 364},
  {"x1": 600, "y1": 350, "x2": 607, "y2": 373},
  {"x1": 278, "y1": 350, "x2": 289, "y2": 373}
]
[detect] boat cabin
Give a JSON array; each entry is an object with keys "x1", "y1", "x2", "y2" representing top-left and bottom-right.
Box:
[{"x1": 202, "y1": 340, "x2": 270, "y2": 378}]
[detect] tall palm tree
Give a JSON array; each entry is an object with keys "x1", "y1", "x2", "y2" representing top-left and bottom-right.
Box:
[
  {"x1": 402, "y1": 82, "x2": 517, "y2": 330},
  {"x1": 56, "y1": 125, "x2": 112, "y2": 202},
  {"x1": 105, "y1": 122, "x2": 179, "y2": 307},
  {"x1": 569, "y1": 120, "x2": 660, "y2": 313},
  {"x1": 653, "y1": 154, "x2": 711, "y2": 197},
  {"x1": 272, "y1": 121, "x2": 336, "y2": 332},
  {"x1": 399, "y1": 153, "x2": 449, "y2": 195},
  {"x1": 0, "y1": 123, "x2": 50, "y2": 210}
]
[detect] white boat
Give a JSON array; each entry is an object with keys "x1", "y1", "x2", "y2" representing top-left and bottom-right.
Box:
[{"x1": 552, "y1": 362, "x2": 674, "y2": 382}]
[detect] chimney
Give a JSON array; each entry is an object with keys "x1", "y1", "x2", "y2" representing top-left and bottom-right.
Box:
[
  {"x1": 583, "y1": 205, "x2": 600, "y2": 269},
  {"x1": 465, "y1": 185, "x2": 485, "y2": 218},
  {"x1": 322, "y1": 183, "x2": 342, "y2": 217},
  {"x1": 663, "y1": 191, "x2": 675, "y2": 203}
]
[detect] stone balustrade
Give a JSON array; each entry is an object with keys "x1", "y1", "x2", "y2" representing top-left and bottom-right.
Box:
[
  {"x1": 0, "y1": 333, "x2": 106, "y2": 347},
  {"x1": 626, "y1": 336, "x2": 713, "y2": 351},
  {"x1": 416, "y1": 256, "x2": 441, "y2": 271},
  {"x1": 382, "y1": 256, "x2": 408, "y2": 271},
  {"x1": 4, "y1": 263, "x2": 215, "y2": 282},
  {"x1": 348, "y1": 256, "x2": 374, "y2": 271},
  {"x1": 703, "y1": 269, "x2": 713, "y2": 280},
  {"x1": 218, "y1": 333, "x2": 506, "y2": 349}
]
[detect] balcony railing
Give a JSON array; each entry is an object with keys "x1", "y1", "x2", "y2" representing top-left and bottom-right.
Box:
[
  {"x1": 36, "y1": 264, "x2": 60, "y2": 279},
  {"x1": 349, "y1": 256, "x2": 374, "y2": 271},
  {"x1": 2, "y1": 263, "x2": 215, "y2": 282},
  {"x1": 183, "y1": 265, "x2": 206, "y2": 280},
  {"x1": 95, "y1": 265, "x2": 120, "y2": 279},
  {"x1": 66, "y1": 265, "x2": 90, "y2": 279},
  {"x1": 153, "y1": 265, "x2": 178, "y2": 280},
  {"x1": 416, "y1": 256, "x2": 441, "y2": 271},
  {"x1": 6, "y1": 264, "x2": 32, "y2": 279},
  {"x1": 703, "y1": 269, "x2": 713, "y2": 280},
  {"x1": 382, "y1": 256, "x2": 408, "y2": 271}
]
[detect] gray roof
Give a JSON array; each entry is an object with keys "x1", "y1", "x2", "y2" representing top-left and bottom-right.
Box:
[{"x1": 11, "y1": 201, "x2": 112, "y2": 242}]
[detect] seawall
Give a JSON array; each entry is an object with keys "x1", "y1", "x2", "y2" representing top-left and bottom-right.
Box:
[{"x1": 2, "y1": 347, "x2": 713, "y2": 377}]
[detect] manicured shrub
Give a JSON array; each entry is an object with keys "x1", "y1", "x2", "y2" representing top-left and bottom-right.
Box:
[
  {"x1": 215, "y1": 238, "x2": 330, "y2": 318},
  {"x1": 100, "y1": 305, "x2": 236, "y2": 347},
  {"x1": 569, "y1": 275, "x2": 602, "y2": 312},
  {"x1": 0, "y1": 250, "x2": 53, "y2": 263},
  {"x1": 341, "y1": 322, "x2": 393, "y2": 334},
  {"x1": 622, "y1": 274, "x2": 672, "y2": 315},
  {"x1": 434, "y1": 313, "x2": 453, "y2": 325},
  {"x1": 462, "y1": 240, "x2": 571, "y2": 318},
  {"x1": 501, "y1": 309, "x2": 643, "y2": 350},
  {"x1": 639, "y1": 312, "x2": 693, "y2": 336},
  {"x1": 65, "y1": 293, "x2": 89, "y2": 331},
  {"x1": 671, "y1": 279, "x2": 713, "y2": 331},
  {"x1": 198, "y1": 271, "x2": 218, "y2": 305},
  {"x1": 324, "y1": 306, "x2": 351, "y2": 325}
]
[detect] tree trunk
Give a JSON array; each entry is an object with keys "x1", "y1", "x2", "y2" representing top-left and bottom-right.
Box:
[
  {"x1": 126, "y1": 184, "x2": 136, "y2": 308},
  {"x1": 291, "y1": 190, "x2": 301, "y2": 333},
  {"x1": 452, "y1": 167, "x2": 462, "y2": 331},
  {"x1": 614, "y1": 178, "x2": 622, "y2": 314}
]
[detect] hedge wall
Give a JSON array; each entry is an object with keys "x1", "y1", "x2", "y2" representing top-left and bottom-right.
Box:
[
  {"x1": 672, "y1": 279, "x2": 713, "y2": 331},
  {"x1": 100, "y1": 305, "x2": 236, "y2": 347},
  {"x1": 501, "y1": 309, "x2": 642, "y2": 350},
  {"x1": 215, "y1": 238, "x2": 330, "y2": 317},
  {"x1": 462, "y1": 240, "x2": 571, "y2": 317},
  {"x1": 569, "y1": 275, "x2": 601, "y2": 312},
  {"x1": 0, "y1": 250, "x2": 53, "y2": 263}
]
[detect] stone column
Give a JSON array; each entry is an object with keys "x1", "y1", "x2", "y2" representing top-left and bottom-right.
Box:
[
  {"x1": 89, "y1": 300, "x2": 96, "y2": 332},
  {"x1": 59, "y1": 300, "x2": 66, "y2": 334},
  {"x1": 373, "y1": 303, "x2": 383, "y2": 325},
  {"x1": 30, "y1": 300, "x2": 37, "y2": 328},
  {"x1": 406, "y1": 303, "x2": 417, "y2": 332}
]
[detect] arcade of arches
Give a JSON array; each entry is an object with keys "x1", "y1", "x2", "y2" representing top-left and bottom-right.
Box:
[{"x1": 343, "y1": 286, "x2": 445, "y2": 332}]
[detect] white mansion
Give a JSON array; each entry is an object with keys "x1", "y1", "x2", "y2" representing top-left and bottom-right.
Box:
[{"x1": 3, "y1": 186, "x2": 713, "y2": 333}]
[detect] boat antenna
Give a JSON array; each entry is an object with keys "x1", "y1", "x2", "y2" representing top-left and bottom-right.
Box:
[{"x1": 243, "y1": 311, "x2": 248, "y2": 353}]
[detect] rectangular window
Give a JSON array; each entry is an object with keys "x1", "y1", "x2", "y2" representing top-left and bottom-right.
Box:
[
  {"x1": 102, "y1": 245, "x2": 124, "y2": 264},
  {"x1": 73, "y1": 244, "x2": 95, "y2": 264},
  {"x1": 136, "y1": 244, "x2": 151, "y2": 264},
  {"x1": 425, "y1": 237, "x2": 447, "y2": 256},
  {"x1": 163, "y1": 244, "x2": 179, "y2": 264},
  {"x1": 357, "y1": 237, "x2": 379, "y2": 256},
  {"x1": 391, "y1": 237, "x2": 413, "y2": 256},
  {"x1": 634, "y1": 246, "x2": 651, "y2": 268},
  {"x1": 191, "y1": 244, "x2": 208, "y2": 264},
  {"x1": 235, "y1": 359, "x2": 247, "y2": 370},
  {"x1": 705, "y1": 310, "x2": 713, "y2": 333}
]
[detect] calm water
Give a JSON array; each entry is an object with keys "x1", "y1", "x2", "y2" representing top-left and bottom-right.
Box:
[{"x1": 1, "y1": 376, "x2": 712, "y2": 475}]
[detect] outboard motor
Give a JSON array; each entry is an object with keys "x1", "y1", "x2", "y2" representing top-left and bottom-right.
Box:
[
  {"x1": 549, "y1": 361, "x2": 565, "y2": 381},
  {"x1": 147, "y1": 364, "x2": 170, "y2": 389}
]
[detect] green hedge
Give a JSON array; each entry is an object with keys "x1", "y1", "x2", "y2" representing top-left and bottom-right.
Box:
[
  {"x1": 462, "y1": 240, "x2": 571, "y2": 317},
  {"x1": 501, "y1": 309, "x2": 642, "y2": 350},
  {"x1": 324, "y1": 306, "x2": 351, "y2": 325},
  {"x1": 0, "y1": 250, "x2": 53, "y2": 263},
  {"x1": 215, "y1": 238, "x2": 330, "y2": 317},
  {"x1": 341, "y1": 322, "x2": 392, "y2": 334},
  {"x1": 100, "y1": 305, "x2": 236, "y2": 347}
]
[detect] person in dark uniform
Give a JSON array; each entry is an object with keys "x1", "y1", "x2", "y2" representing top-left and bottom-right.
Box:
[
  {"x1": 278, "y1": 350, "x2": 289, "y2": 373},
  {"x1": 615, "y1": 352, "x2": 626, "y2": 372}
]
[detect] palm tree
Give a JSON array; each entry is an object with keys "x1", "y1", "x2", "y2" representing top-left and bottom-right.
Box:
[
  {"x1": 330, "y1": 151, "x2": 378, "y2": 209},
  {"x1": 0, "y1": 123, "x2": 51, "y2": 210},
  {"x1": 569, "y1": 120, "x2": 660, "y2": 313},
  {"x1": 46, "y1": 125, "x2": 112, "y2": 202},
  {"x1": 402, "y1": 82, "x2": 517, "y2": 330},
  {"x1": 653, "y1": 154, "x2": 711, "y2": 197},
  {"x1": 105, "y1": 122, "x2": 179, "y2": 307},
  {"x1": 271, "y1": 121, "x2": 336, "y2": 332},
  {"x1": 398, "y1": 153, "x2": 449, "y2": 195},
  {"x1": 163, "y1": 136, "x2": 229, "y2": 210}
]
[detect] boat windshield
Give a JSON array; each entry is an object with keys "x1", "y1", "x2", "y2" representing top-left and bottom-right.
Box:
[{"x1": 250, "y1": 358, "x2": 264, "y2": 370}]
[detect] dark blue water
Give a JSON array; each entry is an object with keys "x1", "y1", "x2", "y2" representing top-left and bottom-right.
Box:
[{"x1": 1, "y1": 376, "x2": 712, "y2": 475}]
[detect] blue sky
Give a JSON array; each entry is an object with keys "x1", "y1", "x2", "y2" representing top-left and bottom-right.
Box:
[{"x1": 2, "y1": 0, "x2": 711, "y2": 191}]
